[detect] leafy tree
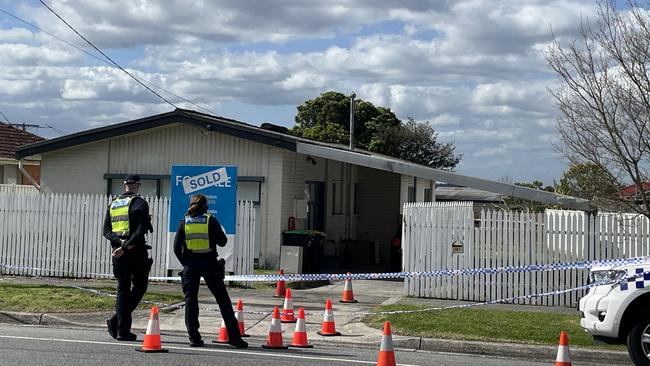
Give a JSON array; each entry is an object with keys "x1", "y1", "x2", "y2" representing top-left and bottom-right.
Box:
[
  {"x1": 555, "y1": 163, "x2": 619, "y2": 203},
  {"x1": 292, "y1": 91, "x2": 461, "y2": 170},
  {"x1": 502, "y1": 181, "x2": 558, "y2": 212},
  {"x1": 546, "y1": 0, "x2": 650, "y2": 217}
]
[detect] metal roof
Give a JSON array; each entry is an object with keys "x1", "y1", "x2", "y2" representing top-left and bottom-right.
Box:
[{"x1": 15, "y1": 108, "x2": 592, "y2": 211}]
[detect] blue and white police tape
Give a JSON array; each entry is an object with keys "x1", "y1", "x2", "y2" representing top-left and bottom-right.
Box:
[
  {"x1": 5, "y1": 254, "x2": 650, "y2": 283},
  {"x1": 2, "y1": 262, "x2": 649, "y2": 317}
]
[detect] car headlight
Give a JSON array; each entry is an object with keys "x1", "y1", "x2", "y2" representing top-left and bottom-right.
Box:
[{"x1": 589, "y1": 270, "x2": 626, "y2": 284}]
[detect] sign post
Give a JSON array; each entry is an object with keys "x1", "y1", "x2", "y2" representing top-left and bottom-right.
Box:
[{"x1": 168, "y1": 165, "x2": 237, "y2": 271}]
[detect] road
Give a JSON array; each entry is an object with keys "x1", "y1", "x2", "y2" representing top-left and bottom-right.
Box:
[{"x1": 0, "y1": 324, "x2": 624, "y2": 366}]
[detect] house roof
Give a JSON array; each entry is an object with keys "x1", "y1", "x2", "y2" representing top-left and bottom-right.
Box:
[
  {"x1": 434, "y1": 185, "x2": 503, "y2": 202},
  {"x1": 0, "y1": 123, "x2": 45, "y2": 160},
  {"x1": 620, "y1": 182, "x2": 650, "y2": 197},
  {"x1": 15, "y1": 108, "x2": 593, "y2": 211}
]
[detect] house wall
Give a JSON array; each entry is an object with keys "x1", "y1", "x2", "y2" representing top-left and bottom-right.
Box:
[
  {"x1": 40, "y1": 141, "x2": 109, "y2": 194},
  {"x1": 38, "y1": 123, "x2": 289, "y2": 268}
]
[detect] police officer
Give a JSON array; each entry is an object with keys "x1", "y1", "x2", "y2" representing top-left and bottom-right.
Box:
[
  {"x1": 173, "y1": 194, "x2": 248, "y2": 348},
  {"x1": 103, "y1": 174, "x2": 153, "y2": 341}
]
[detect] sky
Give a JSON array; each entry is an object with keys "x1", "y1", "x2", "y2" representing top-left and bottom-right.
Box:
[{"x1": 0, "y1": 1, "x2": 603, "y2": 184}]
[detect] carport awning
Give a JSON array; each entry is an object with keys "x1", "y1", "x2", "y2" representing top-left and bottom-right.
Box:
[{"x1": 296, "y1": 142, "x2": 592, "y2": 211}]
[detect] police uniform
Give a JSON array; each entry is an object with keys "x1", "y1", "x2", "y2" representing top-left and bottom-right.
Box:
[
  {"x1": 173, "y1": 212, "x2": 247, "y2": 348},
  {"x1": 102, "y1": 174, "x2": 153, "y2": 341}
]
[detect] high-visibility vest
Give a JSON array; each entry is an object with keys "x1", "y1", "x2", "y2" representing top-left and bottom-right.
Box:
[
  {"x1": 184, "y1": 214, "x2": 212, "y2": 253},
  {"x1": 110, "y1": 196, "x2": 137, "y2": 237}
]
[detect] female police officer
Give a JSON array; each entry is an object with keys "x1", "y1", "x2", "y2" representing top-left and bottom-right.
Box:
[{"x1": 173, "y1": 194, "x2": 248, "y2": 348}]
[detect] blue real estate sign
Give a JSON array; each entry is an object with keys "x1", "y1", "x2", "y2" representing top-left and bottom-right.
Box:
[{"x1": 168, "y1": 165, "x2": 237, "y2": 270}]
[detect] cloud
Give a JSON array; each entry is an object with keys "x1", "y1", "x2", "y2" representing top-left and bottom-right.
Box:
[{"x1": 0, "y1": 0, "x2": 601, "y2": 183}]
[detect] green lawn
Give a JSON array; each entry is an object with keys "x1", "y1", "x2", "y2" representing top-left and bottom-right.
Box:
[
  {"x1": 0, "y1": 284, "x2": 184, "y2": 312},
  {"x1": 364, "y1": 305, "x2": 625, "y2": 350}
]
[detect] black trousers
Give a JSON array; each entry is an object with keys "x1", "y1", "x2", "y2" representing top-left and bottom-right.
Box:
[
  {"x1": 181, "y1": 256, "x2": 240, "y2": 342},
  {"x1": 111, "y1": 255, "x2": 152, "y2": 334}
]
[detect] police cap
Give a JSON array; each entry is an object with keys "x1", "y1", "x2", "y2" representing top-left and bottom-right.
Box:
[{"x1": 124, "y1": 174, "x2": 141, "y2": 184}]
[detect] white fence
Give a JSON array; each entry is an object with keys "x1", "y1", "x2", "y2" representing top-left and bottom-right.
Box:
[
  {"x1": 403, "y1": 202, "x2": 650, "y2": 307},
  {"x1": 0, "y1": 193, "x2": 256, "y2": 280},
  {"x1": 0, "y1": 184, "x2": 38, "y2": 195}
]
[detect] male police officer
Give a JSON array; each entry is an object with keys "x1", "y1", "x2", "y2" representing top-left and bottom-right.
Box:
[{"x1": 103, "y1": 174, "x2": 153, "y2": 341}]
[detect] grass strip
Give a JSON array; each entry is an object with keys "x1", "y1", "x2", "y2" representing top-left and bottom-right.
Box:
[
  {"x1": 0, "y1": 284, "x2": 184, "y2": 312},
  {"x1": 364, "y1": 304, "x2": 625, "y2": 350}
]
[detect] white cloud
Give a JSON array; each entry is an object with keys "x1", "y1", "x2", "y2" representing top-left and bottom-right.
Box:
[{"x1": 0, "y1": 0, "x2": 602, "y2": 183}]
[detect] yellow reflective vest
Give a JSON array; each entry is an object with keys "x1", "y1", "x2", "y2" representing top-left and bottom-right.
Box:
[
  {"x1": 184, "y1": 214, "x2": 212, "y2": 253},
  {"x1": 110, "y1": 196, "x2": 137, "y2": 237}
]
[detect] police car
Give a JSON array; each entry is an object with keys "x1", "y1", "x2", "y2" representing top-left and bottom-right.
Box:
[{"x1": 579, "y1": 263, "x2": 650, "y2": 365}]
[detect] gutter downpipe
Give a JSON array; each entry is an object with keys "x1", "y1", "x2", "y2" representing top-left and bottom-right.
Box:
[{"x1": 18, "y1": 159, "x2": 41, "y2": 192}]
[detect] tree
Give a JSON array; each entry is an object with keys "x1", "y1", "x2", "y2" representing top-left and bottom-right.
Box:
[
  {"x1": 292, "y1": 91, "x2": 461, "y2": 170},
  {"x1": 546, "y1": 0, "x2": 650, "y2": 217},
  {"x1": 502, "y1": 180, "x2": 558, "y2": 212},
  {"x1": 556, "y1": 163, "x2": 619, "y2": 203}
]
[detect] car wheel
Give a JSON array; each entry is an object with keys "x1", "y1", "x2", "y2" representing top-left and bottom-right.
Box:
[{"x1": 627, "y1": 317, "x2": 650, "y2": 366}]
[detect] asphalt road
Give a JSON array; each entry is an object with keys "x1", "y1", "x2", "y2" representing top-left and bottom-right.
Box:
[{"x1": 0, "y1": 324, "x2": 626, "y2": 366}]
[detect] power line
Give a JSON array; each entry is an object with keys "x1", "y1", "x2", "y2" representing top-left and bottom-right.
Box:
[
  {"x1": 38, "y1": 0, "x2": 180, "y2": 109},
  {"x1": 0, "y1": 6, "x2": 219, "y2": 116},
  {"x1": 0, "y1": 111, "x2": 10, "y2": 123}
]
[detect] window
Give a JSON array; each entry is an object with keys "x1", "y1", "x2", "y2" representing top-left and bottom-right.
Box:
[
  {"x1": 331, "y1": 181, "x2": 342, "y2": 215},
  {"x1": 237, "y1": 181, "x2": 261, "y2": 204},
  {"x1": 408, "y1": 186, "x2": 416, "y2": 203},
  {"x1": 424, "y1": 187, "x2": 433, "y2": 202},
  {"x1": 0, "y1": 165, "x2": 4, "y2": 184}
]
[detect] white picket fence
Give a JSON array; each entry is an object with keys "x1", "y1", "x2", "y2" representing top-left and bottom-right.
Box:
[
  {"x1": 0, "y1": 193, "x2": 255, "y2": 280},
  {"x1": 0, "y1": 184, "x2": 38, "y2": 195},
  {"x1": 403, "y1": 202, "x2": 650, "y2": 307}
]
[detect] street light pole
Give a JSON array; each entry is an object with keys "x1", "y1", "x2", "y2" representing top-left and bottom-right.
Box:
[{"x1": 349, "y1": 92, "x2": 355, "y2": 150}]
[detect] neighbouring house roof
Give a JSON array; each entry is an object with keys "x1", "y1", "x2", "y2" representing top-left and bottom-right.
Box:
[
  {"x1": 620, "y1": 182, "x2": 650, "y2": 197},
  {"x1": 434, "y1": 185, "x2": 503, "y2": 202},
  {"x1": 0, "y1": 123, "x2": 45, "y2": 160},
  {"x1": 15, "y1": 108, "x2": 592, "y2": 211}
]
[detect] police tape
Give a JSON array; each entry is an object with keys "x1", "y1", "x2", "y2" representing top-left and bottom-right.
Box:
[
  {"x1": 3, "y1": 254, "x2": 650, "y2": 283},
  {"x1": 149, "y1": 254, "x2": 650, "y2": 282},
  {"x1": 1, "y1": 262, "x2": 649, "y2": 318}
]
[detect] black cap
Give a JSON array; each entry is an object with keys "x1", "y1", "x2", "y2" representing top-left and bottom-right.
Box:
[{"x1": 124, "y1": 174, "x2": 141, "y2": 184}]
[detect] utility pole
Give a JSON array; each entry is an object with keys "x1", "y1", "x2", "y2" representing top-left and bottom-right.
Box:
[{"x1": 349, "y1": 92, "x2": 355, "y2": 150}]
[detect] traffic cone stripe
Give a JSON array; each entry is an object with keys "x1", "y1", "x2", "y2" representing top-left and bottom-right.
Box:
[
  {"x1": 323, "y1": 311, "x2": 334, "y2": 322},
  {"x1": 145, "y1": 312, "x2": 160, "y2": 335},
  {"x1": 380, "y1": 334, "x2": 394, "y2": 352}
]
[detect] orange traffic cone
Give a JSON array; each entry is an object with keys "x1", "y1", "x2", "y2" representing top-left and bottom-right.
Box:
[
  {"x1": 273, "y1": 269, "x2": 286, "y2": 298},
  {"x1": 554, "y1": 331, "x2": 572, "y2": 366},
  {"x1": 281, "y1": 288, "x2": 297, "y2": 323},
  {"x1": 289, "y1": 307, "x2": 313, "y2": 348},
  {"x1": 235, "y1": 299, "x2": 250, "y2": 337},
  {"x1": 262, "y1": 306, "x2": 288, "y2": 349},
  {"x1": 317, "y1": 299, "x2": 341, "y2": 336},
  {"x1": 212, "y1": 319, "x2": 229, "y2": 344},
  {"x1": 339, "y1": 273, "x2": 358, "y2": 303},
  {"x1": 377, "y1": 321, "x2": 396, "y2": 366},
  {"x1": 135, "y1": 306, "x2": 168, "y2": 353}
]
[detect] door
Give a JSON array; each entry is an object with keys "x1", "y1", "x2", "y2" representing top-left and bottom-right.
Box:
[{"x1": 307, "y1": 181, "x2": 325, "y2": 231}]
